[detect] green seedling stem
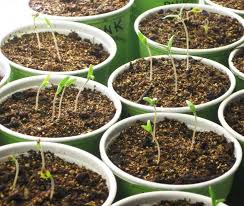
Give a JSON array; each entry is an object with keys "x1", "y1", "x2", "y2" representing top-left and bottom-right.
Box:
[
  {"x1": 162, "y1": 35, "x2": 178, "y2": 93},
  {"x1": 44, "y1": 18, "x2": 61, "y2": 62},
  {"x1": 208, "y1": 186, "x2": 225, "y2": 206},
  {"x1": 138, "y1": 32, "x2": 153, "y2": 81},
  {"x1": 164, "y1": 7, "x2": 190, "y2": 71},
  {"x1": 142, "y1": 97, "x2": 160, "y2": 164},
  {"x1": 52, "y1": 76, "x2": 70, "y2": 121},
  {"x1": 74, "y1": 65, "x2": 95, "y2": 112},
  {"x1": 186, "y1": 100, "x2": 197, "y2": 150},
  {"x1": 57, "y1": 78, "x2": 76, "y2": 119},
  {"x1": 35, "y1": 75, "x2": 50, "y2": 111},
  {"x1": 11, "y1": 155, "x2": 19, "y2": 191},
  {"x1": 32, "y1": 13, "x2": 41, "y2": 50},
  {"x1": 36, "y1": 140, "x2": 55, "y2": 200}
]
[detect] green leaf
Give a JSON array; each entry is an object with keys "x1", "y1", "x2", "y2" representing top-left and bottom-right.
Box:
[
  {"x1": 141, "y1": 120, "x2": 153, "y2": 135},
  {"x1": 87, "y1": 65, "x2": 95, "y2": 80},
  {"x1": 40, "y1": 170, "x2": 52, "y2": 180},
  {"x1": 35, "y1": 140, "x2": 41, "y2": 151},
  {"x1": 143, "y1": 97, "x2": 157, "y2": 106},
  {"x1": 56, "y1": 77, "x2": 70, "y2": 95},
  {"x1": 209, "y1": 186, "x2": 216, "y2": 206},
  {"x1": 167, "y1": 35, "x2": 175, "y2": 51},
  {"x1": 191, "y1": 7, "x2": 202, "y2": 14},
  {"x1": 44, "y1": 18, "x2": 52, "y2": 28},
  {"x1": 40, "y1": 74, "x2": 50, "y2": 88},
  {"x1": 186, "y1": 100, "x2": 196, "y2": 114},
  {"x1": 10, "y1": 155, "x2": 17, "y2": 163},
  {"x1": 137, "y1": 32, "x2": 148, "y2": 45},
  {"x1": 65, "y1": 78, "x2": 76, "y2": 87}
]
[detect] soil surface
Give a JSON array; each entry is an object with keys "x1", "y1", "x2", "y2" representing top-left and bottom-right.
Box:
[
  {"x1": 149, "y1": 200, "x2": 204, "y2": 206},
  {"x1": 0, "y1": 86, "x2": 116, "y2": 137},
  {"x1": 139, "y1": 8, "x2": 244, "y2": 49},
  {"x1": 108, "y1": 119, "x2": 235, "y2": 184},
  {"x1": 233, "y1": 47, "x2": 244, "y2": 73},
  {"x1": 0, "y1": 150, "x2": 108, "y2": 205},
  {"x1": 212, "y1": 0, "x2": 244, "y2": 10},
  {"x1": 113, "y1": 58, "x2": 230, "y2": 107},
  {"x1": 1, "y1": 32, "x2": 109, "y2": 72},
  {"x1": 29, "y1": 0, "x2": 129, "y2": 17},
  {"x1": 225, "y1": 97, "x2": 244, "y2": 136}
]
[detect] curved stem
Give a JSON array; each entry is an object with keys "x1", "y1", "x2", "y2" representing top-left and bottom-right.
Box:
[
  {"x1": 51, "y1": 32, "x2": 61, "y2": 62},
  {"x1": 52, "y1": 94, "x2": 57, "y2": 121},
  {"x1": 153, "y1": 106, "x2": 161, "y2": 164},
  {"x1": 181, "y1": 19, "x2": 190, "y2": 71},
  {"x1": 12, "y1": 158, "x2": 19, "y2": 191},
  {"x1": 49, "y1": 175, "x2": 55, "y2": 200},
  {"x1": 74, "y1": 79, "x2": 88, "y2": 112},
  {"x1": 35, "y1": 87, "x2": 41, "y2": 111}
]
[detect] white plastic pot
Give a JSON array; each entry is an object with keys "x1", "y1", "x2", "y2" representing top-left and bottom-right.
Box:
[
  {"x1": 0, "y1": 54, "x2": 11, "y2": 88},
  {"x1": 112, "y1": 191, "x2": 228, "y2": 206},
  {"x1": 205, "y1": 0, "x2": 244, "y2": 17},
  {"x1": 108, "y1": 55, "x2": 236, "y2": 121},
  {"x1": 0, "y1": 141, "x2": 117, "y2": 206},
  {"x1": 0, "y1": 75, "x2": 122, "y2": 155},
  {"x1": 134, "y1": 4, "x2": 244, "y2": 66},
  {"x1": 100, "y1": 113, "x2": 242, "y2": 199},
  {"x1": 0, "y1": 21, "x2": 116, "y2": 84},
  {"x1": 218, "y1": 90, "x2": 244, "y2": 146},
  {"x1": 229, "y1": 46, "x2": 244, "y2": 90}
]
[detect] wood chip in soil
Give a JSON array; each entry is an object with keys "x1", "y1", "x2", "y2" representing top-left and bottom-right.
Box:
[
  {"x1": 0, "y1": 150, "x2": 108, "y2": 205},
  {"x1": 225, "y1": 97, "x2": 244, "y2": 136},
  {"x1": 139, "y1": 9, "x2": 244, "y2": 49},
  {"x1": 211, "y1": 0, "x2": 244, "y2": 10},
  {"x1": 142, "y1": 200, "x2": 204, "y2": 206},
  {"x1": 113, "y1": 57, "x2": 230, "y2": 107},
  {"x1": 0, "y1": 86, "x2": 116, "y2": 137},
  {"x1": 233, "y1": 47, "x2": 244, "y2": 73},
  {"x1": 107, "y1": 119, "x2": 235, "y2": 184},
  {"x1": 1, "y1": 32, "x2": 109, "y2": 72},
  {"x1": 29, "y1": 0, "x2": 129, "y2": 17}
]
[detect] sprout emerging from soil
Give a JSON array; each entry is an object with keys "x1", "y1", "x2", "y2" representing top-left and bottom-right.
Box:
[
  {"x1": 36, "y1": 140, "x2": 55, "y2": 200},
  {"x1": 186, "y1": 100, "x2": 197, "y2": 150},
  {"x1": 57, "y1": 77, "x2": 76, "y2": 119},
  {"x1": 164, "y1": 7, "x2": 190, "y2": 71},
  {"x1": 35, "y1": 74, "x2": 50, "y2": 111},
  {"x1": 74, "y1": 64, "x2": 95, "y2": 112},
  {"x1": 43, "y1": 18, "x2": 61, "y2": 62},
  {"x1": 202, "y1": 19, "x2": 210, "y2": 35},
  {"x1": 32, "y1": 13, "x2": 41, "y2": 50},
  {"x1": 162, "y1": 35, "x2": 178, "y2": 93},
  {"x1": 142, "y1": 97, "x2": 160, "y2": 164},
  {"x1": 138, "y1": 32, "x2": 153, "y2": 81},
  {"x1": 10, "y1": 155, "x2": 19, "y2": 191},
  {"x1": 52, "y1": 76, "x2": 70, "y2": 121},
  {"x1": 208, "y1": 186, "x2": 225, "y2": 206}
]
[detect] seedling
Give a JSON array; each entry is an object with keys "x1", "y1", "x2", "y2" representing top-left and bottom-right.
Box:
[
  {"x1": 164, "y1": 7, "x2": 190, "y2": 71},
  {"x1": 74, "y1": 64, "x2": 95, "y2": 112},
  {"x1": 142, "y1": 97, "x2": 161, "y2": 164},
  {"x1": 162, "y1": 35, "x2": 178, "y2": 93},
  {"x1": 52, "y1": 76, "x2": 70, "y2": 121},
  {"x1": 138, "y1": 32, "x2": 153, "y2": 82},
  {"x1": 208, "y1": 186, "x2": 225, "y2": 206},
  {"x1": 10, "y1": 155, "x2": 19, "y2": 191},
  {"x1": 36, "y1": 140, "x2": 55, "y2": 200},
  {"x1": 32, "y1": 13, "x2": 41, "y2": 50},
  {"x1": 202, "y1": 19, "x2": 210, "y2": 35},
  {"x1": 186, "y1": 100, "x2": 197, "y2": 150},
  {"x1": 43, "y1": 18, "x2": 61, "y2": 62},
  {"x1": 57, "y1": 77, "x2": 76, "y2": 119},
  {"x1": 35, "y1": 75, "x2": 50, "y2": 111}
]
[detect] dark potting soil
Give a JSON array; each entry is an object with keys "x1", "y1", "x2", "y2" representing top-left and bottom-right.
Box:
[
  {"x1": 29, "y1": 0, "x2": 129, "y2": 17},
  {"x1": 0, "y1": 86, "x2": 116, "y2": 137},
  {"x1": 0, "y1": 150, "x2": 108, "y2": 205},
  {"x1": 149, "y1": 200, "x2": 204, "y2": 206},
  {"x1": 212, "y1": 0, "x2": 244, "y2": 10},
  {"x1": 107, "y1": 119, "x2": 235, "y2": 184},
  {"x1": 139, "y1": 8, "x2": 244, "y2": 49},
  {"x1": 233, "y1": 47, "x2": 244, "y2": 73},
  {"x1": 225, "y1": 97, "x2": 244, "y2": 136},
  {"x1": 1, "y1": 32, "x2": 109, "y2": 72},
  {"x1": 113, "y1": 58, "x2": 230, "y2": 107}
]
